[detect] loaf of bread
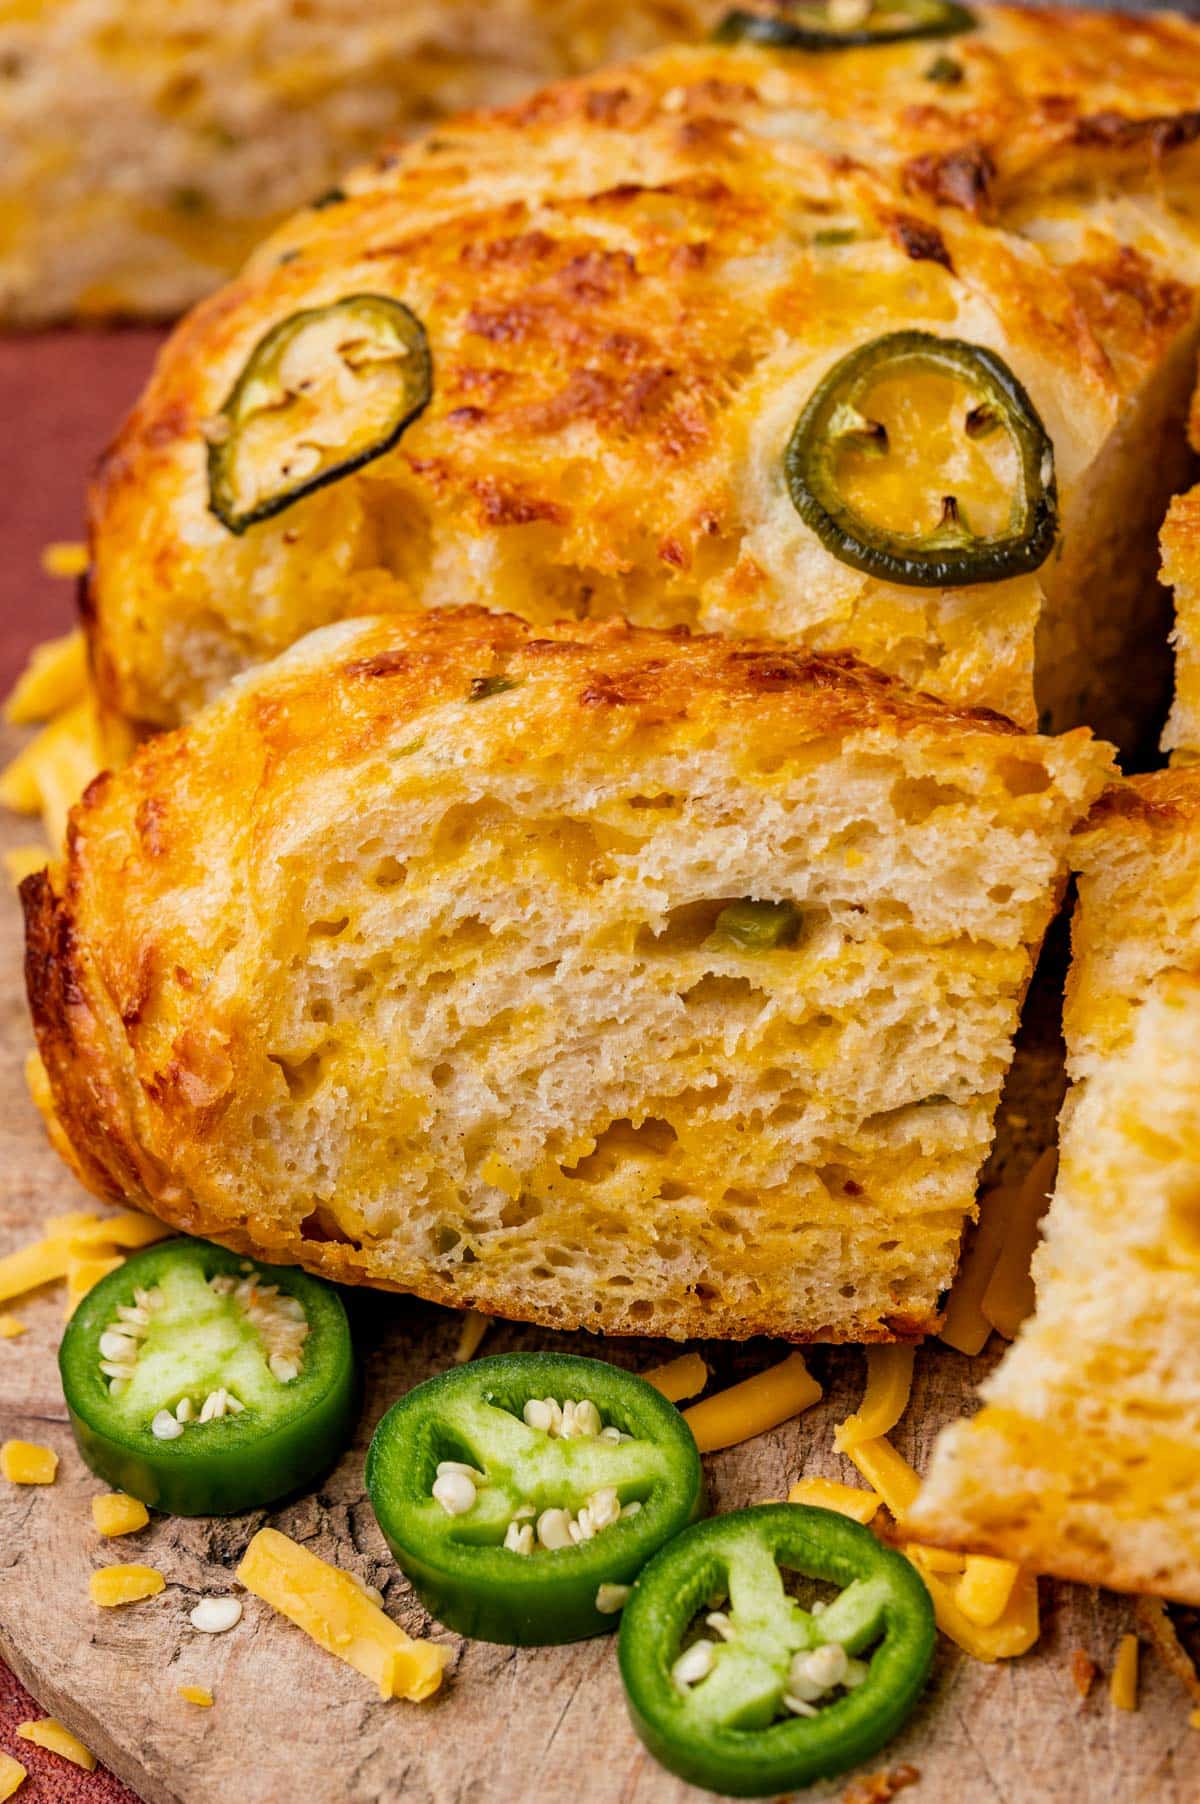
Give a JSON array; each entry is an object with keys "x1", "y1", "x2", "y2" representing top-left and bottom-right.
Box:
[
  {"x1": 88, "y1": 4, "x2": 1200, "y2": 755},
  {"x1": 23, "y1": 610, "x2": 1113, "y2": 1342},
  {"x1": 0, "y1": 0, "x2": 715, "y2": 324},
  {"x1": 908, "y1": 769, "x2": 1200, "y2": 1603}
]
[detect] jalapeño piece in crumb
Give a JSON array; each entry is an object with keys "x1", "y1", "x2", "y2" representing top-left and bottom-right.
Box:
[
  {"x1": 366, "y1": 1353, "x2": 704, "y2": 1644},
  {"x1": 59, "y1": 1239, "x2": 356, "y2": 1516},
  {"x1": 785, "y1": 330, "x2": 1058, "y2": 588},
  {"x1": 619, "y1": 1505, "x2": 935, "y2": 1796},
  {"x1": 709, "y1": 900, "x2": 803, "y2": 951},
  {"x1": 714, "y1": 0, "x2": 974, "y2": 52},
  {"x1": 207, "y1": 294, "x2": 431, "y2": 534}
]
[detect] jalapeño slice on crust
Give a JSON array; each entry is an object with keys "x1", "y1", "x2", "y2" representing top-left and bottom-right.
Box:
[
  {"x1": 715, "y1": 0, "x2": 975, "y2": 51},
  {"x1": 366, "y1": 1352, "x2": 704, "y2": 1645},
  {"x1": 785, "y1": 330, "x2": 1058, "y2": 588},
  {"x1": 618, "y1": 1505, "x2": 935, "y2": 1797},
  {"x1": 59, "y1": 1238, "x2": 357, "y2": 1516},
  {"x1": 207, "y1": 293, "x2": 431, "y2": 534}
]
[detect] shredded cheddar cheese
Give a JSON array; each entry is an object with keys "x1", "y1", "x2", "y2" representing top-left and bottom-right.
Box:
[
  {"x1": 0, "y1": 696, "x2": 99, "y2": 848},
  {"x1": 0, "y1": 1235, "x2": 73, "y2": 1305},
  {"x1": 0, "y1": 1210, "x2": 169, "y2": 1313},
  {"x1": 787, "y1": 1476, "x2": 882, "y2": 1525},
  {"x1": 1111, "y1": 1633, "x2": 1140, "y2": 1711},
  {"x1": 6, "y1": 629, "x2": 87, "y2": 729},
  {"x1": 938, "y1": 1181, "x2": 1010, "y2": 1356},
  {"x1": 907, "y1": 1543, "x2": 964, "y2": 1577},
  {"x1": 835, "y1": 1345, "x2": 915, "y2": 1451},
  {"x1": 955, "y1": 1555, "x2": 1020, "y2": 1627},
  {"x1": 92, "y1": 1493, "x2": 150, "y2": 1537},
  {"x1": 980, "y1": 1148, "x2": 1056, "y2": 1340},
  {"x1": 921, "y1": 1564, "x2": 1040, "y2": 1662},
  {"x1": 1, "y1": 1441, "x2": 58, "y2": 1485},
  {"x1": 89, "y1": 1563, "x2": 165, "y2": 1607},
  {"x1": 65, "y1": 1211, "x2": 171, "y2": 1251},
  {"x1": 236, "y1": 1527, "x2": 448, "y2": 1701},
  {"x1": 643, "y1": 1350, "x2": 709, "y2": 1405},
  {"x1": 38, "y1": 544, "x2": 89, "y2": 583},
  {"x1": 0, "y1": 1314, "x2": 25, "y2": 1338},
  {"x1": 66, "y1": 1253, "x2": 125, "y2": 1315},
  {"x1": 682, "y1": 1353, "x2": 821, "y2": 1454},
  {"x1": 454, "y1": 1309, "x2": 492, "y2": 1364},
  {"x1": 15, "y1": 1720, "x2": 95, "y2": 1771},
  {"x1": 841, "y1": 1436, "x2": 921, "y2": 1518},
  {"x1": 847, "y1": 1430, "x2": 1039, "y2": 1663},
  {"x1": 177, "y1": 1686, "x2": 214, "y2": 1707},
  {"x1": 0, "y1": 1752, "x2": 25, "y2": 1800}
]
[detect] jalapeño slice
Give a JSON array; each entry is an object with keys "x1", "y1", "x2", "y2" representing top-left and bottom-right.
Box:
[
  {"x1": 785, "y1": 330, "x2": 1058, "y2": 588},
  {"x1": 365, "y1": 1352, "x2": 704, "y2": 1645},
  {"x1": 715, "y1": 0, "x2": 974, "y2": 51},
  {"x1": 59, "y1": 1238, "x2": 357, "y2": 1516},
  {"x1": 619, "y1": 1504, "x2": 935, "y2": 1797},
  {"x1": 207, "y1": 293, "x2": 431, "y2": 534}
]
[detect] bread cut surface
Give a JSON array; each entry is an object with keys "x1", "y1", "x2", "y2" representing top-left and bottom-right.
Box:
[
  {"x1": 87, "y1": 5, "x2": 1200, "y2": 754},
  {"x1": 908, "y1": 769, "x2": 1200, "y2": 1603},
  {"x1": 1161, "y1": 393, "x2": 1200, "y2": 760},
  {"x1": 0, "y1": 0, "x2": 717, "y2": 325},
  {"x1": 24, "y1": 611, "x2": 1113, "y2": 1342}
]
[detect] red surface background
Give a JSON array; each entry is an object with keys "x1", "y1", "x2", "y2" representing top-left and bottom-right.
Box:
[{"x1": 0, "y1": 328, "x2": 165, "y2": 1801}]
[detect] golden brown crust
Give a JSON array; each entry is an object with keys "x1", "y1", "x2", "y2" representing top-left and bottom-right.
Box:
[{"x1": 85, "y1": 3, "x2": 1200, "y2": 740}]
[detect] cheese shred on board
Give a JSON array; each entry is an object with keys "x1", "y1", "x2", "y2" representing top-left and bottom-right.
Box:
[
  {"x1": 16, "y1": 1719, "x2": 95, "y2": 1771},
  {"x1": 1, "y1": 1441, "x2": 57, "y2": 1485},
  {"x1": 843, "y1": 1434, "x2": 1036, "y2": 1661},
  {"x1": 682, "y1": 1354, "x2": 821, "y2": 1454},
  {"x1": 835, "y1": 1346, "x2": 915, "y2": 1451},
  {"x1": 89, "y1": 1564, "x2": 165, "y2": 1607},
  {"x1": 1111, "y1": 1635, "x2": 1140, "y2": 1711},
  {"x1": 787, "y1": 1477, "x2": 882, "y2": 1526},
  {"x1": 643, "y1": 1351, "x2": 709, "y2": 1406},
  {"x1": 236, "y1": 1527, "x2": 448, "y2": 1701}
]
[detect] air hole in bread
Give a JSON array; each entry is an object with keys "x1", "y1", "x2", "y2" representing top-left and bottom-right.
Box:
[
  {"x1": 996, "y1": 757, "x2": 1054, "y2": 797},
  {"x1": 562, "y1": 1117, "x2": 678, "y2": 1182},
  {"x1": 300, "y1": 1206, "x2": 360, "y2": 1248},
  {"x1": 268, "y1": 1049, "x2": 328, "y2": 1102},
  {"x1": 890, "y1": 776, "x2": 973, "y2": 823}
]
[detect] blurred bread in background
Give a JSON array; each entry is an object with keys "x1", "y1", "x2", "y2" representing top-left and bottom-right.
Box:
[{"x1": 0, "y1": 0, "x2": 716, "y2": 325}]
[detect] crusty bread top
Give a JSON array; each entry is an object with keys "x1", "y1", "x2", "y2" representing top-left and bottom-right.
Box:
[{"x1": 87, "y1": 3, "x2": 1200, "y2": 736}]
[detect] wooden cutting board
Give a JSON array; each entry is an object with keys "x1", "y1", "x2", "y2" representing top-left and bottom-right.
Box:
[{"x1": 0, "y1": 773, "x2": 1198, "y2": 1804}]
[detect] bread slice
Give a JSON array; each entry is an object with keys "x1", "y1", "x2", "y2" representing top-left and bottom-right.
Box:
[
  {"x1": 908, "y1": 769, "x2": 1200, "y2": 1602},
  {"x1": 24, "y1": 610, "x2": 1113, "y2": 1342},
  {"x1": 87, "y1": 5, "x2": 1200, "y2": 754},
  {"x1": 0, "y1": 0, "x2": 717, "y2": 325}
]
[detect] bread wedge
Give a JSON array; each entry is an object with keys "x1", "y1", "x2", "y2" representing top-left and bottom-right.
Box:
[
  {"x1": 87, "y1": 5, "x2": 1200, "y2": 755},
  {"x1": 0, "y1": 0, "x2": 716, "y2": 325},
  {"x1": 23, "y1": 610, "x2": 1113, "y2": 1342},
  {"x1": 908, "y1": 769, "x2": 1200, "y2": 1603}
]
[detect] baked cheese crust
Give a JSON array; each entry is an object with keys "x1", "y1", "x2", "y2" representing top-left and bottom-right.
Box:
[
  {"x1": 908, "y1": 768, "x2": 1200, "y2": 1603},
  {"x1": 86, "y1": 5, "x2": 1200, "y2": 756},
  {"x1": 23, "y1": 610, "x2": 1113, "y2": 1342}
]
